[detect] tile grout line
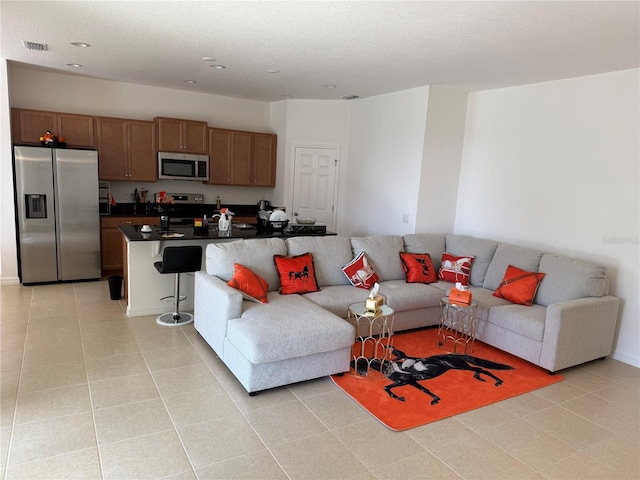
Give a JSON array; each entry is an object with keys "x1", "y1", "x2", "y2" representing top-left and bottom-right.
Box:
[{"x1": 76, "y1": 283, "x2": 106, "y2": 480}]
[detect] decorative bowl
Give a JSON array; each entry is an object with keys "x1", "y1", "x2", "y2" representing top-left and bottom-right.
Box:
[{"x1": 297, "y1": 217, "x2": 316, "y2": 225}]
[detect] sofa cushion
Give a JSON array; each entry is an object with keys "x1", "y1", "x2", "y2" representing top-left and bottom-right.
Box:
[
  {"x1": 438, "y1": 253, "x2": 474, "y2": 286},
  {"x1": 206, "y1": 238, "x2": 286, "y2": 291},
  {"x1": 342, "y1": 252, "x2": 379, "y2": 289},
  {"x1": 303, "y1": 285, "x2": 372, "y2": 318},
  {"x1": 227, "y1": 263, "x2": 269, "y2": 304},
  {"x1": 488, "y1": 304, "x2": 547, "y2": 342},
  {"x1": 285, "y1": 236, "x2": 353, "y2": 286},
  {"x1": 226, "y1": 293, "x2": 354, "y2": 364},
  {"x1": 446, "y1": 235, "x2": 499, "y2": 287},
  {"x1": 493, "y1": 265, "x2": 545, "y2": 306},
  {"x1": 350, "y1": 235, "x2": 405, "y2": 281},
  {"x1": 536, "y1": 254, "x2": 609, "y2": 306},
  {"x1": 403, "y1": 234, "x2": 447, "y2": 271},
  {"x1": 468, "y1": 287, "x2": 512, "y2": 322},
  {"x1": 273, "y1": 253, "x2": 320, "y2": 295},
  {"x1": 483, "y1": 244, "x2": 545, "y2": 291},
  {"x1": 378, "y1": 280, "x2": 444, "y2": 312},
  {"x1": 399, "y1": 252, "x2": 437, "y2": 284}
]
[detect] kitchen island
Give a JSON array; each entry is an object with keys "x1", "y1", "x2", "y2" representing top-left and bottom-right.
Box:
[{"x1": 119, "y1": 224, "x2": 335, "y2": 317}]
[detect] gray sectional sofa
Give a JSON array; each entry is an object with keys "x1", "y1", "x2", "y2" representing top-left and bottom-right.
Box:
[{"x1": 194, "y1": 233, "x2": 620, "y2": 394}]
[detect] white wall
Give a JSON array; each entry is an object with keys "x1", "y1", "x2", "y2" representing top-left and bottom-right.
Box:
[
  {"x1": 270, "y1": 99, "x2": 351, "y2": 232},
  {"x1": 0, "y1": 60, "x2": 16, "y2": 281},
  {"x1": 456, "y1": 69, "x2": 640, "y2": 367},
  {"x1": 344, "y1": 87, "x2": 430, "y2": 237},
  {"x1": 416, "y1": 86, "x2": 469, "y2": 234}
]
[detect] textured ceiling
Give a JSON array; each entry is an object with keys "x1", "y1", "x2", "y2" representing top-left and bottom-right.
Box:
[{"x1": 1, "y1": 1, "x2": 638, "y2": 102}]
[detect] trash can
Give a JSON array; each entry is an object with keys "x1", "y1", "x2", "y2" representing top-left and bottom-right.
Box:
[{"x1": 108, "y1": 275, "x2": 123, "y2": 300}]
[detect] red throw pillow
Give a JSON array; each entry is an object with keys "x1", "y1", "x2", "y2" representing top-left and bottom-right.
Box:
[
  {"x1": 438, "y1": 253, "x2": 475, "y2": 286},
  {"x1": 227, "y1": 263, "x2": 269, "y2": 304},
  {"x1": 342, "y1": 252, "x2": 379, "y2": 289},
  {"x1": 273, "y1": 253, "x2": 320, "y2": 295},
  {"x1": 493, "y1": 264, "x2": 545, "y2": 306},
  {"x1": 399, "y1": 252, "x2": 436, "y2": 284}
]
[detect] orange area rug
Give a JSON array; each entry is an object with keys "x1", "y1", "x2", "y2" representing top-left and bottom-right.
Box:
[{"x1": 331, "y1": 327, "x2": 563, "y2": 431}]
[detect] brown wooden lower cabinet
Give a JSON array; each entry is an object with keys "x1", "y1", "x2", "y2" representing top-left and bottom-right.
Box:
[{"x1": 101, "y1": 216, "x2": 159, "y2": 276}]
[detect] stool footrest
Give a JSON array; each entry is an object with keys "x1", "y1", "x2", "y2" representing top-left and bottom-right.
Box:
[{"x1": 160, "y1": 295, "x2": 186, "y2": 304}]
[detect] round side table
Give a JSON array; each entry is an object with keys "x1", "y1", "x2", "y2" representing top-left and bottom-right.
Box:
[
  {"x1": 438, "y1": 296, "x2": 478, "y2": 354},
  {"x1": 347, "y1": 302, "x2": 395, "y2": 378}
]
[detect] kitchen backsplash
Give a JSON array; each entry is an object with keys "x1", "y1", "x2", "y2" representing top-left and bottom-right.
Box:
[{"x1": 109, "y1": 181, "x2": 273, "y2": 207}]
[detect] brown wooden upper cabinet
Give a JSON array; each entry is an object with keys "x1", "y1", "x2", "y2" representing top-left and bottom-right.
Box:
[
  {"x1": 252, "y1": 133, "x2": 277, "y2": 187},
  {"x1": 11, "y1": 108, "x2": 95, "y2": 148},
  {"x1": 155, "y1": 117, "x2": 208, "y2": 154},
  {"x1": 208, "y1": 128, "x2": 276, "y2": 187},
  {"x1": 96, "y1": 117, "x2": 157, "y2": 182},
  {"x1": 208, "y1": 128, "x2": 252, "y2": 186}
]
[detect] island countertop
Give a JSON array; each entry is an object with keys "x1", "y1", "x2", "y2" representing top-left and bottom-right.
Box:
[{"x1": 118, "y1": 224, "x2": 336, "y2": 241}]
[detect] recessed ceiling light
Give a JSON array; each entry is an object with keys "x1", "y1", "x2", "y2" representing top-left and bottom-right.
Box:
[
  {"x1": 71, "y1": 42, "x2": 90, "y2": 47},
  {"x1": 184, "y1": 80, "x2": 196, "y2": 84},
  {"x1": 341, "y1": 95, "x2": 360, "y2": 100},
  {"x1": 202, "y1": 57, "x2": 216, "y2": 62},
  {"x1": 323, "y1": 84, "x2": 337, "y2": 89},
  {"x1": 267, "y1": 69, "x2": 280, "y2": 74},
  {"x1": 210, "y1": 64, "x2": 226, "y2": 69},
  {"x1": 67, "y1": 63, "x2": 82, "y2": 68}
]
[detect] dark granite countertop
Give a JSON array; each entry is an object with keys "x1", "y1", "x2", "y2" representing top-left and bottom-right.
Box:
[{"x1": 118, "y1": 224, "x2": 336, "y2": 241}]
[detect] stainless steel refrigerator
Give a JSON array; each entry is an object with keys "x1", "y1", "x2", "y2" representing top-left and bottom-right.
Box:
[{"x1": 13, "y1": 146, "x2": 101, "y2": 284}]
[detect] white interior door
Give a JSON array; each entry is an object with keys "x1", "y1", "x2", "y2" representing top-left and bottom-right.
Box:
[{"x1": 292, "y1": 146, "x2": 338, "y2": 229}]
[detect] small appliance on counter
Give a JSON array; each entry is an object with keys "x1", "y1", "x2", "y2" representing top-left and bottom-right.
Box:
[
  {"x1": 284, "y1": 222, "x2": 327, "y2": 235},
  {"x1": 257, "y1": 208, "x2": 288, "y2": 233}
]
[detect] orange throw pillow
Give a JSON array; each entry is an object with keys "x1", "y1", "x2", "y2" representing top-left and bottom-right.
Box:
[
  {"x1": 227, "y1": 263, "x2": 269, "y2": 304},
  {"x1": 399, "y1": 252, "x2": 436, "y2": 284},
  {"x1": 493, "y1": 264, "x2": 545, "y2": 306},
  {"x1": 273, "y1": 253, "x2": 320, "y2": 295}
]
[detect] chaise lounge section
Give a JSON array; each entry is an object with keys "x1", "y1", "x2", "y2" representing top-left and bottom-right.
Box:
[{"x1": 194, "y1": 233, "x2": 620, "y2": 394}]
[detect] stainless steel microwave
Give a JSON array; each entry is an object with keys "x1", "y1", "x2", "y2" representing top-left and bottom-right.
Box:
[{"x1": 158, "y1": 152, "x2": 209, "y2": 181}]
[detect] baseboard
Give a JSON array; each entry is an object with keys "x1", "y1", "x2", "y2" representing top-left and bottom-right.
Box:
[
  {"x1": 1, "y1": 276, "x2": 20, "y2": 285},
  {"x1": 611, "y1": 350, "x2": 640, "y2": 368},
  {"x1": 126, "y1": 302, "x2": 194, "y2": 318}
]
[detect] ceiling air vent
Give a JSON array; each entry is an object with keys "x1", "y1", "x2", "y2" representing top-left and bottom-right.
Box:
[
  {"x1": 22, "y1": 40, "x2": 48, "y2": 51},
  {"x1": 341, "y1": 95, "x2": 360, "y2": 100}
]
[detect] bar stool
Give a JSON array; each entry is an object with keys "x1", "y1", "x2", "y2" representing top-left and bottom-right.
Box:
[{"x1": 154, "y1": 245, "x2": 202, "y2": 327}]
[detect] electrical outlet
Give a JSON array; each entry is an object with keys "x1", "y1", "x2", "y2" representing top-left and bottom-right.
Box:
[
  {"x1": 122, "y1": 192, "x2": 128, "y2": 201},
  {"x1": 402, "y1": 213, "x2": 409, "y2": 224}
]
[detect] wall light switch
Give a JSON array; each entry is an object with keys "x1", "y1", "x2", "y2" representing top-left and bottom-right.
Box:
[
  {"x1": 402, "y1": 213, "x2": 409, "y2": 224},
  {"x1": 122, "y1": 192, "x2": 128, "y2": 201}
]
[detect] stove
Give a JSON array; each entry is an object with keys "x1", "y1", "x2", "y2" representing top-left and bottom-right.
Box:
[
  {"x1": 157, "y1": 193, "x2": 205, "y2": 226},
  {"x1": 154, "y1": 192, "x2": 204, "y2": 204}
]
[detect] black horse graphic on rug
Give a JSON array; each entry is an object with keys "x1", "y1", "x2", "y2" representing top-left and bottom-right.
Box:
[{"x1": 361, "y1": 348, "x2": 514, "y2": 405}]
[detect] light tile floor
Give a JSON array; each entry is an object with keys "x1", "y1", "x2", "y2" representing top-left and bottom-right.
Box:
[{"x1": 1, "y1": 281, "x2": 639, "y2": 480}]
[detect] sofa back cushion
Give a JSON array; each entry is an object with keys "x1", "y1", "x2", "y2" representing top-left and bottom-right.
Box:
[
  {"x1": 483, "y1": 244, "x2": 545, "y2": 291},
  {"x1": 402, "y1": 233, "x2": 446, "y2": 271},
  {"x1": 535, "y1": 254, "x2": 609, "y2": 306},
  {"x1": 446, "y1": 235, "x2": 499, "y2": 287},
  {"x1": 206, "y1": 238, "x2": 286, "y2": 291},
  {"x1": 350, "y1": 235, "x2": 405, "y2": 281},
  {"x1": 285, "y1": 236, "x2": 353, "y2": 286}
]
